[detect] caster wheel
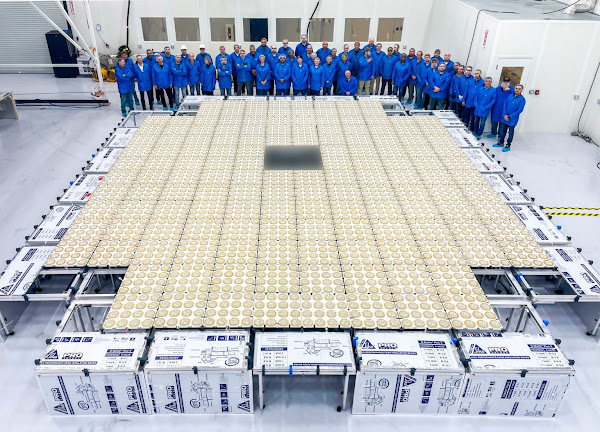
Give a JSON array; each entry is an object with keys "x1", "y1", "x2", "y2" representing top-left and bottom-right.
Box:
[
  {"x1": 336, "y1": 406, "x2": 342, "y2": 412},
  {"x1": 8, "y1": 331, "x2": 14, "y2": 336},
  {"x1": 586, "y1": 332, "x2": 592, "y2": 336},
  {"x1": 94, "y1": 288, "x2": 100, "y2": 293}
]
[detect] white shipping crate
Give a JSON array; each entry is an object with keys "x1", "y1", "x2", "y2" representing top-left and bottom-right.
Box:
[
  {"x1": 36, "y1": 332, "x2": 149, "y2": 416},
  {"x1": 28, "y1": 205, "x2": 83, "y2": 245},
  {"x1": 448, "y1": 127, "x2": 481, "y2": 148},
  {"x1": 254, "y1": 332, "x2": 355, "y2": 374},
  {"x1": 457, "y1": 332, "x2": 574, "y2": 418},
  {"x1": 84, "y1": 148, "x2": 123, "y2": 174},
  {"x1": 352, "y1": 332, "x2": 464, "y2": 415},
  {"x1": 145, "y1": 330, "x2": 253, "y2": 414},
  {"x1": 105, "y1": 128, "x2": 136, "y2": 148},
  {"x1": 462, "y1": 148, "x2": 504, "y2": 173},
  {"x1": 59, "y1": 174, "x2": 104, "y2": 204},
  {"x1": 544, "y1": 247, "x2": 600, "y2": 296},
  {"x1": 511, "y1": 205, "x2": 570, "y2": 246},
  {"x1": 484, "y1": 173, "x2": 532, "y2": 204},
  {"x1": 433, "y1": 110, "x2": 460, "y2": 120},
  {"x1": 0, "y1": 246, "x2": 55, "y2": 297}
]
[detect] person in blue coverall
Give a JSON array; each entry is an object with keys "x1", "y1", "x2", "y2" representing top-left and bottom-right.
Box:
[
  {"x1": 292, "y1": 56, "x2": 309, "y2": 96},
  {"x1": 230, "y1": 45, "x2": 242, "y2": 95},
  {"x1": 493, "y1": 84, "x2": 526, "y2": 152},
  {"x1": 304, "y1": 45, "x2": 315, "y2": 66},
  {"x1": 200, "y1": 57, "x2": 216, "y2": 95},
  {"x1": 323, "y1": 56, "x2": 336, "y2": 95},
  {"x1": 286, "y1": 49, "x2": 296, "y2": 66},
  {"x1": 450, "y1": 65, "x2": 466, "y2": 117},
  {"x1": 348, "y1": 42, "x2": 363, "y2": 78},
  {"x1": 257, "y1": 38, "x2": 270, "y2": 58},
  {"x1": 316, "y1": 42, "x2": 332, "y2": 65},
  {"x1": 488, "y1": 77, "x2": 515, "y2": 138},
  {"x1": 171, "y1": 55, "x2": 187, "y2": 107},
  {"x1": 143, "y1": 49, "x2": 157, "y2": 103},
  {"x1": 214, "y1": 46, "x2": 231, "y2": 69},
  {"x1": 247, "y1": 45, "x2": 259, "y2": 87},
  {"x1": 235, "y1": 50, "x2": 253, "y2": 96},
  {"x1": 152, "y1": 56, "x2": 173, "y2": 110},
  {"x1": 217, "y1": 56, "x2": 233, "y2": 96},
  {"x1": 357, "y1": 48, "x2": 374, "y2": 95},
  {"x1": 308, "y1": 58, "x2": 325, "y2": 96},
  {"x1": 330, "y1": 49, "x2": 340, "y2": 94},
  {"x1": 273, "y1": 54, "x2": 292, "y2": 96},
  {"x1": 415, "y1": 53, "x2": 431, "y2": 109},
  {"x1": 116, "y1": 58, "x2": 134, "y2": 116},
  {"x1": 410, "y1": 51, "x2": 424, "y2": 105},
  {"x1": 278, "y1": 39, "x2": 291, "y2": 57},
  {"x1": 380, "y1": 47, "x2": 397, "y2": 96},
  {"x1": 428, "y1": 62, "x2": 452, "y2": 110},
  {"x1": 266, "y1": 46, "x2": 279, "y2": 95},
  {"x1": 133, "y1": 55, "x2": 153, "y2": 110},
  {"x1": 335, "y1": 53, "x2": 353, "y2": 95},
  {"x1": 370, "y1": 43, "x2": 384, "y2": 95},
  {"x1": 405, "y1": 48, "x2": 417, "y2": 103},
  {"x1": 462, "y1": 69, "x2": 483, "y2": 131},
  {"x1": 423, "y1": 58, "x2": 438, "y2": 110},
  {"x1": 119, "y1": 50, "x2": 140, "y2": 106},
  {"x1": 339, "y1": 70, "x2": 358, "y2": 96},
  {"x1": 197, "y1": 44, "x2": 212, "y2": 66},
  {"x1": 473, "y1": 77, "x2": 496, "y2": 139},
  {"x1": 392, "y1": 53, "x2": 411, "y2": 101},
  {"x1": 180, "y1": 45, "x2": 189, "y2": 65},
  {"x1": 295, "y1": 34, "x2": 309, "y2": 59},
  {"x1": 162, "y1": 46, "x2": 176, "y2": 69},
  {"x1": 255, "y1": 55, "x2": 271, "y2": 96},
  {"x1": 187, "y1": 53, "x2": 202, "y2": 95}
]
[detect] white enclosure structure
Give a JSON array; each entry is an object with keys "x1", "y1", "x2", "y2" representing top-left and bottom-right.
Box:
[
  {"x1": 144, "y1": 330, "x2": 253, "y2": 414},
  {"x1": 353, "y1": 331, "x2": 465, "y2": 415},
  {"x1": 35, "y1": 332, "x2": 150, "y2": 416},
  {"x1": 457, "y1": 332, "x2": 574, "y2": 417}
]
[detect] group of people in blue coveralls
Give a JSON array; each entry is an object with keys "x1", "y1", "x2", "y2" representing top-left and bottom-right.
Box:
[{"x1": 115, "y1": 36, "x2": 526, "y2": 151}]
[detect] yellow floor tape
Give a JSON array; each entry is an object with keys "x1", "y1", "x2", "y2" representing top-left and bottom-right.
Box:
[
  {"x1": 544, "y1": 212, "x2": 600, "y2": 217},
  {"x1": 542, "y1": 207, "x2": 600, "y2": 211}
]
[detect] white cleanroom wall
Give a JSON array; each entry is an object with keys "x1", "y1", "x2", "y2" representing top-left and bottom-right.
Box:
[{"x1": 67, "y1": 0, "x2": 434, "y2": 56}]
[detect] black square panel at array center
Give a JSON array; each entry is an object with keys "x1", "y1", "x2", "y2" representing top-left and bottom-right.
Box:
[{"x1": 264, "y1": 146, "x2": 323, "y2": 170}]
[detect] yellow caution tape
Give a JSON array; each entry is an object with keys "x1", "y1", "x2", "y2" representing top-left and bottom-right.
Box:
[
  {"x1": 544, "y1": 212, "x2": 600, "y2": 217},
  {"x1": 542, "y1": 207, "x2": 600, "y2": 211}
]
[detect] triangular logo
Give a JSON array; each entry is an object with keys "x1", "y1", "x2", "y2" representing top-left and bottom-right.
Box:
[
  {"x1": 359, "y1": 339, "x2": 376, "y2": 349},
  {"x1": 0, "y1": 284, "x2": 14, "y2": 295},
  {"x1": 469, "y1": 344, "x2": 487, "y2": 355},
  {"x1": 54, "y1": 403, "x2": 68, "y2": 414},
  {"x1": 165, "y1": 401, "x2": 178, "y2": 413},
  {"x1": 237, "y1": 400, "x2": 251, "y2": 412},
  {"x1": 127, "y1": 402, "x2": 140, "y2": 413},
  {"x1": 402, "y1": 375, "x2": 417, "y2": 387},
  {"x1": 44, "y1": 349, "x2": 59, "y2": 360}
]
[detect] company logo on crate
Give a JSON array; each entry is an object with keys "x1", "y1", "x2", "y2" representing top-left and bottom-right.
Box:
[
  {"x1": 45, "y1": 350, "x2": 59, "y2": 360},
  {"x1": 359, "y1": 339, "x2": 376, "y2": 349},
  {"x1": 127, "y1": 402, "x2": 140, "y2": 413},
  {"x1": 165, "y1": 401, "x2": 178, "y2": 412},
  {"x1": 469, "y1": 344, "x2": 487, "y2": 355},
  {"x1": 51, "y1": 387, "x2": 63, "y2": 401},
  {"x1": 237, "y1": 400, "x2": 251, "y2": 412},
  {"x1": 54, "y1": 403, "x2": 69, "y2": 414},
  {"x1": 62, "y1": 352, "x2": 84, "y2": 360},
  {"x1": 402, "y1": 375, "x2": 417, "y2": 387},
  {"x1": 240, "y1": 385, "x2": 250, "y2": 399}
]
